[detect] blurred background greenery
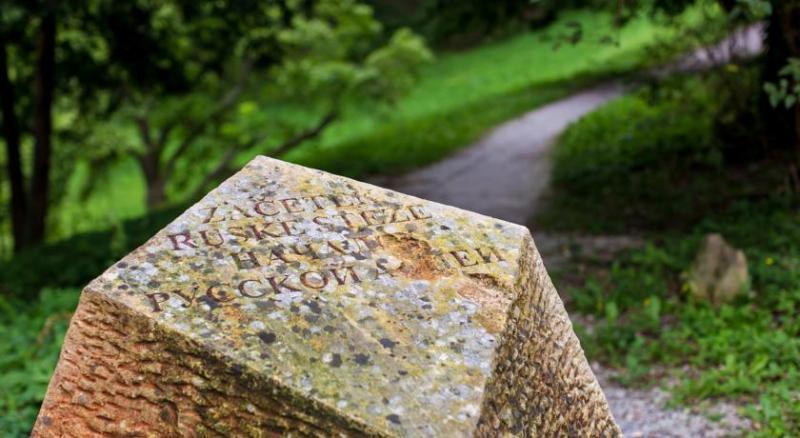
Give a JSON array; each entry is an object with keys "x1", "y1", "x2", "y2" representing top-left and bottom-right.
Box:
[{"x1": 1, "y1": 0, "x2": 799, "y2": 435}]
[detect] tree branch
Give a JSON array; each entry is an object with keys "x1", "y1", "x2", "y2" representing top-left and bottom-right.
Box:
[
  {"x1": 190, "y1": 146, "x2": 240, "y2": 200},
  {"x1": 134, "y1": 115, "x2": 154, "y2": 154},
  {"x1": 163, "y1": 60, "x2": 253, "y2": 180},
  {"x1": 269, "y1": 111, "x2": 338, "y2": 158}
]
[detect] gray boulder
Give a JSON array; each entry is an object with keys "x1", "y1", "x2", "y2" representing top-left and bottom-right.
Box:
[{"x1": 686, "y1": 233, "x2": 749, "y2": 306}]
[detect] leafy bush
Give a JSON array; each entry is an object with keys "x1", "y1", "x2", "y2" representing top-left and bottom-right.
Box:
[
  {"x1": 545, "y1": 72, "x2": 800, "y2": 434},
  {"x1": 541, "y1": 76, "x2": 728, "y2": 232},
  {"x1": 0, "y1": 289, "x2": 80, "y2": 437},
  {"x1": 540, "y1": 71, "x2": 788, "y2": 233},
  {"x1": 45, "y1": 8, "x2": 681, "y2": 243},
  {"x1": 0, "y1": 206, "x2": 184, "y2": 297},
  {"x1": 571, "y1": 198, "x2": 800, "y2": 435}
]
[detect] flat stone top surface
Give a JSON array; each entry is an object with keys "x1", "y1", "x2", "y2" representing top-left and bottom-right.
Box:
[{"x1": 89, "y1": 156, "x2": 530, "y2": 436}]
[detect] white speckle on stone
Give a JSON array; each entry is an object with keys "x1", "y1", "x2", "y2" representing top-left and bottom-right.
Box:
[{"x1": 267, "y1": 311, "x2": 286, "y2": 321}]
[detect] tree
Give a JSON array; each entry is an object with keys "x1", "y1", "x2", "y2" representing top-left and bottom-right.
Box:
[
  {"x1": 0, "y1": 2, "x2": 78, "y2": 252},
  {"x1": 84, "y1": 0, "x2": 431, "y2": 209},
  {"x1": 651, "y1": 0, "x2": 800, "y2": 152}
]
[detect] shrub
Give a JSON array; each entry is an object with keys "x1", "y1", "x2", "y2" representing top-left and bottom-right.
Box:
[
  {"x1": 0, "y1": 289, "x2": 81, "y2": 437},
  {"x1": 0, "y1": 206, "x2": 184, "y2": 297}
]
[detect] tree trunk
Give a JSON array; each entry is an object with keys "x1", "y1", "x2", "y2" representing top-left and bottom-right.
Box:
[
  {"x1": 0, "y1": 39, "x2": 28, "y2": 252},
  {"x1": 138, "y1": 152, "x2": 167, "y2": 210},
  {"x1": 30, "y1": 13, "x2": 56, "y2": 245},
  {"x1": 146, "y1": 178, "x2": 167, "y2": 210}
]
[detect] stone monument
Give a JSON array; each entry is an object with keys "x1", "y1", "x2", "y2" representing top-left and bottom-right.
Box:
[{"x1": 33, "y1": 156, "x2": 619, "y2": 436}]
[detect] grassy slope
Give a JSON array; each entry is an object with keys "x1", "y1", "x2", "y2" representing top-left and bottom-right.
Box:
[
  {"x1": 53, "y1": 9, "x2": 679, "y2": 240},
  {"x1": 539, "y1": 76, "x2": 800, "y2": 436}
]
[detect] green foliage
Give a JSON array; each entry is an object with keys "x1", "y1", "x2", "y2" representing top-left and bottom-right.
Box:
[
  {"x1": 0, "y1": 205, "x2": 184, "y2": 296},
  {"x1": 81, "y1": 0, "x2": 433, "y2": 210},
  {"x1": 764, "y1": 58, "x2": 800, "y2": 109},
  {"x1": 284, "y1": 7, "x2": 705, "y2": 176},
  {"x1": 0, "y1": 289, "x2": 80, "y2": 437},
  {"x1": 541, "y1": 77, "x2": 731, "y2": 232},
  {"x1": 44, "y1": 8, "x2": 674, "y2": 241},
  {"x1": 2, "y1": 8, "x2": 683, "y2": 288},
  {"x1": 298, "y1": 78, "x2": 596, "y2": 177},
  {"x1": 546, "y1": 73, "x2": 800, "y2": 434},
  {"x1": 570, "y1": 199, "x2": 800, "y2": 435}
]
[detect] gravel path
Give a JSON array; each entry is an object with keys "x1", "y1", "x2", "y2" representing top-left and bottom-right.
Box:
[
  {"x1": 370, "y1": 26, "x2": 764, "y2": 436},
  {"x1": 370, "y1": 82, "x2": 627, "y2": 225},
  {"x1": 594, "y1": 365, "x2": 752, "y2": 437}
]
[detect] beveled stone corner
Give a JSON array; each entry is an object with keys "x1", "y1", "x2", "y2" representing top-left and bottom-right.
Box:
[{"x1": 34, "y1": 156, "x2": 619, "y2": 437}]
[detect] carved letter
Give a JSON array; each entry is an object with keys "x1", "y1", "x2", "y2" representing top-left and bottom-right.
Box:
[
  {"x1": 239, "y1": 279, "x2": 266, "y2": 298},
  {"x1": 410, "y1": 206, "x2": 432, "y2": 220},
  {"x1": 450, "y1": 250, "x2": 478, "y2": 267},
  {"x1": 200, "y1": 229, "x2": 224, "y2": 248},
  {"x1": 300, "y1": 271, "x2": 328, "y2": 289},
  {"x1": 232, "y1": 204, "x2": 253, "y2": 219},
  {"x1": 254, "y1": 201, "x2": 280, "y2": 216},
  {"x1": 200, "y1": 207, "x2": 223, "y2": 224},
  {"x1": 313, "y1": 215, "x2": 337, "y2": 231},
  {"x1": 360, "y1": 209, "x2": 386, "y2": 226},
  {"x1": 267, "y1": 247, "x2": 290, "y2": 266},
  {"x1": 475, "y1": 246, "x2": 505, "y2": 263},
  {"x1": 227, "y1": 226, "x2": 250, "y2": 242},
  {"x1": 250, "y1": 223, "x2": 284, "y2": 239},
  {"x1": 340, "y1": 212, "x2": 367, "y2": 230},
  {"x1": 309, "y1": 195, "x2": 330, "y2": 210},
  {"x1": 146, "y1": 292, "x2": 170, "y2": 312},
  {"x1": 173, "y1": 285, "x2": 200, "y2": 308},
  {"x1": 279, "y1": 219, "x2": 301, "y2": 236},
  {"x1": 167, "y1": 231, "x2": 197, "y2": 250},
  {"x1": 266, "y1": 275, "x2": 301, "y2": 294},
  {"x1": 207, "y1": 284, "x2": 235, "y2": 302},
  {"x1": 280, "y1": 198, "x2": 305, "y2": 213},
  {"x1": 231, "y1": 250, "x2": 261, "y2": 269},
  {"x1": 329, "y1": 266, "x2": 361, "y2": 285},
  {"x1": 390, "y1": 207, "x2": 414, "y2": 224}
]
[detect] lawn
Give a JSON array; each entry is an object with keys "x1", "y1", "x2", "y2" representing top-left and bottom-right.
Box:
[
  {"x1": 537, "y1": 73, "x2": 800, "y2": 436},
  {"x1": 52, "y1": 8, "x2": 698, "y2": 241}
]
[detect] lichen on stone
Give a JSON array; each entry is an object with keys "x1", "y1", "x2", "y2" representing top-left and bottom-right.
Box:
[{"x1": 34, "y1": 156, "x2": 619, "y2": 437}]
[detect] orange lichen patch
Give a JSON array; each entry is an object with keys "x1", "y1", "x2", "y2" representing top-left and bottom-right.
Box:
[
  {"x1": 455, "y1": 281, "x2": 510, "y2": 335},
  {"x1": 378, "y1": 233, "x2": 448, "y2": 280}
]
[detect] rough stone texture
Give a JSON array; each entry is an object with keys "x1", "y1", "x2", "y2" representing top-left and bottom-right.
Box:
[
  {"x1": 687, "y1": 233, "x2": 749, "y2": 307},
  {"x1": 34, "y1": 156, "x2": 619, "y2": 437}
]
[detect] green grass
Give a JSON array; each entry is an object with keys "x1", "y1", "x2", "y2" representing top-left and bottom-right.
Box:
[
  {"x1": 569, "y1": 200, "x2": 800, "y2": 436},
  {"x1": 52, "y1": 8, "x2": 697, "y2": 241},
  {"x1": 0, "y1": 289, "x2": 80, "y2": 437},
  {"x1": 541, "y1": 72, "x2": 800, "y2": 435}
]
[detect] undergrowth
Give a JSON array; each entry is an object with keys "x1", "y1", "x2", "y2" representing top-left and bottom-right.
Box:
[{"x1": 542, "y1": 71, "x2": 800, "y2": 435}]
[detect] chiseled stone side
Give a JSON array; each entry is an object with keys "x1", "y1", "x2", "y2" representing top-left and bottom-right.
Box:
[
  {"x1": 476, "y1": 236, "x2": 621, "y2": 436},
  {"x1": 34, "y1": 155, "x2": 618, "y2": 436},
  {"x1": 32, "y1": 290, "x2": 377, "y2": 437}
]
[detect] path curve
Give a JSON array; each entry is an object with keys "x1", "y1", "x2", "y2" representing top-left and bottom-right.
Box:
[
  {"x1": 370, "y1": 82, "x2": 627, "y2": 225},
  {"x1": 369, "y1": 25, "x2": 763, "y2": 437},
  {"x1": 370, "y1": 24, "x2": 763, "y2": 226}
]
